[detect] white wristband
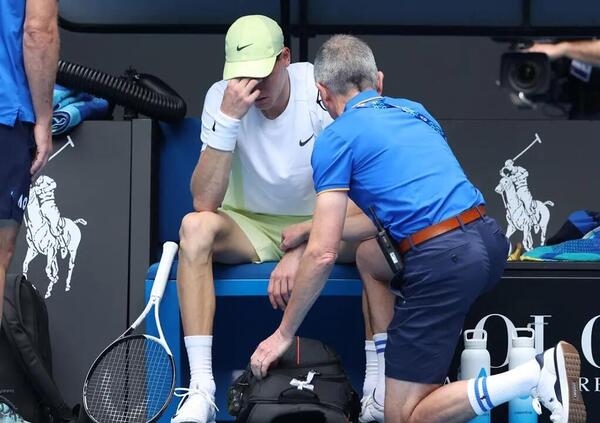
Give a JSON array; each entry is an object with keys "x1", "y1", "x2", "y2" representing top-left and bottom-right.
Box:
[{"x1": 203, "y1": 110, "x2": 241, "y2": 152}]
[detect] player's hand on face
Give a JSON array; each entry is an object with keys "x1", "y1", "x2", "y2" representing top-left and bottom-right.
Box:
[
  {"x1": 220, "y1": 78, "x2": 261, "y2": 119},
  {"x1": 251, "y1": 329, "x2": 293, "y2": 379},
  {"x1": 268, "y1": 247, "x2": 303, "y2": 310}
]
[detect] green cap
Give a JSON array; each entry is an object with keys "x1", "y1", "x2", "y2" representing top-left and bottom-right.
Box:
[{"x1": 223, "y1": 15, "x2": 284, "y2": 80}]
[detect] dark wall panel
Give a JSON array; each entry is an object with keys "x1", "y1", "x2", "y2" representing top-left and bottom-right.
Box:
[
  {"x1": 59, "y1": 30, "x2": 549, "y2": 121},
  {"x1": 8, "y1": 123, "x2": 133, "y2": 405}
]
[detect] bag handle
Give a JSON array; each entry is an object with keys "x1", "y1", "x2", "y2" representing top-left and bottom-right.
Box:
[{"x1": 278, "y1": 386, "x2": 320, "y2": 403}]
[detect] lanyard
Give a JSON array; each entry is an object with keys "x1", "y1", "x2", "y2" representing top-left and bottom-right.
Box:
[{"x1": 351, "y1": 96, "x2": 446, "y2": 140}]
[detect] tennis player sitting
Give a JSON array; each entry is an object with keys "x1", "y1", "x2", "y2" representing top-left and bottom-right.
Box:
[{"x1": 171, "y1": 16, "x2": 380, "y2": 423}]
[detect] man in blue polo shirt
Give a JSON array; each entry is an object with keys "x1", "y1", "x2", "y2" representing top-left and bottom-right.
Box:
[
  {"x1": 250, "y1": 35, "x2": 586, "y2": 423},
  {"x1": 0, "y1": 0, "x2": 59, "y2": 332}
]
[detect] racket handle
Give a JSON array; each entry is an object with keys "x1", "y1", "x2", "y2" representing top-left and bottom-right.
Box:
[{"x1": 151, "y1": 241, "x2": 179, "y2": 301}]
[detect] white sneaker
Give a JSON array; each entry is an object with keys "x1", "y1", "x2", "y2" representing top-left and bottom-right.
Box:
[
  {"x1": 171, "y1": 384, "x2": 218, "y2": 423},
  {"x1": 0, "y1": 398, "x2": 30, "y2": 423},
  {"x1": 359, "y1": 394, "x2": 384, "y2": 423},
  {"x1": 531, "y1": 341, "x2": 586, "y2": 423}
]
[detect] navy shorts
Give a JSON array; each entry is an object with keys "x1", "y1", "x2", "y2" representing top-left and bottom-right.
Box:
[
  {"x1": 385, "y1": 215, "x2": 509, "y2": 384},
  {"x1": 0, "y1": 121, "x2": 35, "y2": 226}
]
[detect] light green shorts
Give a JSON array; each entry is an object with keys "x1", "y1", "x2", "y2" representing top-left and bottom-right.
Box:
[{"x1": 220, "y1": 206, "x2": 311, "y2": 263}]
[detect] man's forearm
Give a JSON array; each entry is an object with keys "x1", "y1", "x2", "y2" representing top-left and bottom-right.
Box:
[
  {"x1": 191, "y1": 147, "x2": 233, "y2": 211},
  {"x1": 278, "y1": 248, "x2": 335, "y2": 338},
  {"x1": 299, "y1": 212, "x2": 376, "y2": 242},
  {"x1": 23, "y1": 12, "x2": 59, "y2": 125},
  {"x1": 562, "y1": 40, "x2": 600, "y2": 66}
]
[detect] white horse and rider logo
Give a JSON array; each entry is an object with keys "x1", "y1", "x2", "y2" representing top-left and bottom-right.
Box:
[
  {"x1": 22, "y1": 137, "x2": 87, "y2": 299},
  {"x1": 495, "y1": 133, "x2": 554, "y2": 252}
]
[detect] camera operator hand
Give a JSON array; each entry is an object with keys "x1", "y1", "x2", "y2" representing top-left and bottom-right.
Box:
[
  {"x1": 528, "y1": 40, "x2": 600, "y2": 67},
  {"x1": 220, "y1": 78, "x2": 261, "y2": 119},
  {"x1": 527, "y1": 43, "x2": 568, "y2": 60}
]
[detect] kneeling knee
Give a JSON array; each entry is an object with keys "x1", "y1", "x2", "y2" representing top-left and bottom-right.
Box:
[
  {"x1": 355, "y1": 239, "x2": 388, "y2": 275},
  {"x1": 355, "y1": 239, "x2": 376, "y2": 268},
  {"x1": 408, "y1": 409, "x2": 428, "y2": 423}
]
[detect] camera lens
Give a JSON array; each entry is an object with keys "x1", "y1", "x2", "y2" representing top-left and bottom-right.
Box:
[
  {"x1": 511, "y1": 62, "x2": 539, "y2": 90},
  {"x1": 501, "y1": 52, "x2": 550, "y2": 96}
]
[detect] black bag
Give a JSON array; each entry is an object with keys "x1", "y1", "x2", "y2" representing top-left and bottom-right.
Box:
[
  {"x1": 0, "y1": 274, "x2": 84, "y2": 422},
  {"x1": 228, "y1": 337, "x2": 360, "y2": 423}
]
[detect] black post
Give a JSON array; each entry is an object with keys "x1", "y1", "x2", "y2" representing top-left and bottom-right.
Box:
[
  {"x1": 280, "y1": 0, "x2": 291, "y2": 48},
  {"x1": 299, "y1": 0, "x2": 309, "y2": 61}
]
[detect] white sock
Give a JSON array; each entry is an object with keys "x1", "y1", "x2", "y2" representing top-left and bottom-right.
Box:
[
  {"x1": 362, "y1": 340, "x2": 378, "y2": 397},
  {"x1": 185, "y1": 335, "x2": 216, "y2": 396},
  {"x1": 373, "y1": 333, "x2": 387, "y2": 405},
  {"x1": 467, "y1": 357, "x2": 540, "y2": 415}
]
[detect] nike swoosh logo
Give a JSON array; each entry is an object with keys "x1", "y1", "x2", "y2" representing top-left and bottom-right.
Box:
[
  {"x1": 212, "y1": 121, "x2": 216, "y2": 132},
  {"x1": 236, "y1": 43, "x2": 253, "y2": 51},
  {"x1": 299, "y1": 134, "x2": 314, "y2": 147}
]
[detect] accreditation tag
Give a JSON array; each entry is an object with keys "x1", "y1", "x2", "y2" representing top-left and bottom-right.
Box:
[{"x1": 571, "y1": 60, "x2": 593, "y2": 83}]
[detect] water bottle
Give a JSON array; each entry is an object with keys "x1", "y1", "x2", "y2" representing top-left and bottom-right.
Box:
[
  {"x1": 509, "y1": 328, "x2": 537, "y2": 423},
  {"x1": 460, "y1": 329, "x2": 491, "y2": 423}
]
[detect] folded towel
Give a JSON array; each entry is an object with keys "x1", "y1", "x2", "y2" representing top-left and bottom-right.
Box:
[
  {"x1": 52, "y1": 85, "x2": 110, "y2": 135},
  {"x1": 53, "y1": 84, "x2": 76, "y2": 110}
]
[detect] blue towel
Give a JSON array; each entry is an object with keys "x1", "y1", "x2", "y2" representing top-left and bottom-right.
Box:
[
  {"x1": 53, "y1": 84, "x2": 76, "y2": 110},
  {"x1": 52, "y1": 85, "x2": 109, "y2": 135},
  {"x1": 522, "y1": 226, "x2": 600, "y2": 261}
]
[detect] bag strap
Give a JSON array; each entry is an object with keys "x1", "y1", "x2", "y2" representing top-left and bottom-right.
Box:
[{"x1": 2, "y1": 274, "x2": 73, "y2": 422}]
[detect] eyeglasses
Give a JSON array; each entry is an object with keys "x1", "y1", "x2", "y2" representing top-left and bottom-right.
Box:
[{"x1": 316, "y1": 91, "x2": 327, "y2": 111}]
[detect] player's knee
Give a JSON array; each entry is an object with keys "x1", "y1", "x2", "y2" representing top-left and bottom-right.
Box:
[{"x1": 179, "y1": 211, "x2": 223, "y2": 253}]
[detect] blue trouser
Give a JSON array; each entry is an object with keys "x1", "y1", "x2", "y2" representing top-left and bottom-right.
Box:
[
  {"x1": 0, "y1": 121, "x2": 34, "y2": 226},
  {"x1": 385, "y1": 216, "x2": 509, "y2": 384}
]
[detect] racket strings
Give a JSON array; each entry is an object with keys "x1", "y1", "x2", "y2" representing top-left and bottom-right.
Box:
[{"x1": 85, "y1": 337, "x2": 173, "y2": 423}]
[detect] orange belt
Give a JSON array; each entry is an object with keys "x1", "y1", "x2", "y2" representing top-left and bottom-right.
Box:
[{"x1": 398, "y1": 205, "x2": 486, "y2": 255}]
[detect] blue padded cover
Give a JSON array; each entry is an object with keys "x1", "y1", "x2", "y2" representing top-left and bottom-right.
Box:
[{"x1": 146, "y1": 261, "x2": 360, "y2": 280}]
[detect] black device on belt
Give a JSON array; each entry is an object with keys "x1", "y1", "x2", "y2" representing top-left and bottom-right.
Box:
[{"x1": 369, "y1": 207, "x2": 404, "y2": 275}]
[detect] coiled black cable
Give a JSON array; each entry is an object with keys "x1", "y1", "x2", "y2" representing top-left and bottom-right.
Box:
[{"x1": 56, "y1": 60, "x2": 187, "y2": 122}]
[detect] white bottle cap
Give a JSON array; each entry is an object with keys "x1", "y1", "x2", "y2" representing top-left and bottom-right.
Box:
[
  {"x1": 464, "y1": 329, "x2": 487, "y2": 349},
  {"x1": 512, "y1": 327, "x2": 535, "y2": 348}
]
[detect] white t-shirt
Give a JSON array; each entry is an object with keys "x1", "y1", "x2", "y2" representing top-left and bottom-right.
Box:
[{"x1": 200, "y1": 62, "x2": 332, "y2": 216}]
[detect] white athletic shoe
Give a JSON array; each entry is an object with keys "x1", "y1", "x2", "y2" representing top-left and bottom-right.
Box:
[
  {"x1": 359, "y1": 394, "x2": 384, "y2": 423},
  {"x1": 171, "y1": 384, "x2": 218, "y2": 423},
  {"x1": 0, "y1": 399, "x2": 30, "y2": 423},
  {"x1": 531, "y1": 341, "x2": 586, "y2": 423}
]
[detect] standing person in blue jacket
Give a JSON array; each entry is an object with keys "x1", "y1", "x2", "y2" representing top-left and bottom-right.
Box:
[
  {"x1": 250, "y1": 35, "x2": 586, "y2": 423},
  {"x1": 0, "y1": 0, "x2": 59, "y2": 329}
]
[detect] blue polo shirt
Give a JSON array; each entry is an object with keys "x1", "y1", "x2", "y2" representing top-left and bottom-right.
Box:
[
  {"x1": 311, "y1": 89, "x2": 484, "y2": 241},
  {"x1": 0, "y1": 0, "x2": 35, "y2": 126}
]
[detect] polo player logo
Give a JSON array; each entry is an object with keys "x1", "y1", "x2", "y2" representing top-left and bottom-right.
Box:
[
  {"x1": 494, "y1": 133, "x2": 554, "y2": 252},
  {"x1": 21, "y1": 136, "x2": 87, "y2": 299}
]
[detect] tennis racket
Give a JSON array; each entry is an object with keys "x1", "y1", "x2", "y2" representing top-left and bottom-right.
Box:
[{"x1": 83, "y1": 241, "x2": 179, "y2": 423}]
